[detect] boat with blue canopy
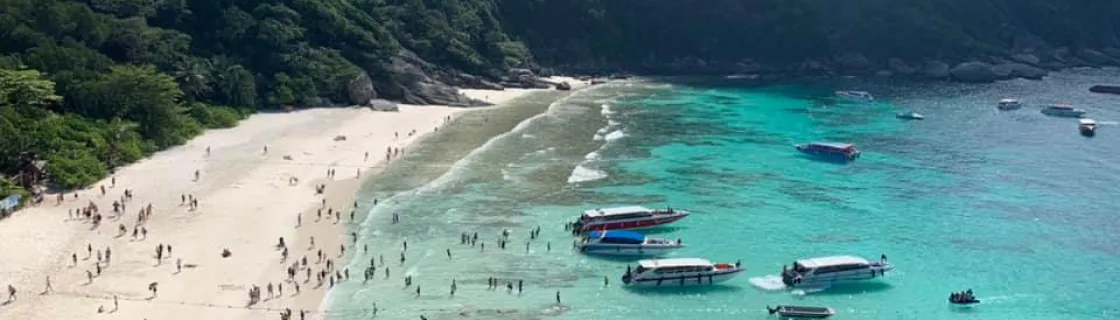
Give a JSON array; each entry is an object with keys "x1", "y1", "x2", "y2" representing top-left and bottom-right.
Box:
[{"x1": 577, "y1": 230, "x2": 684, "y2": 257}]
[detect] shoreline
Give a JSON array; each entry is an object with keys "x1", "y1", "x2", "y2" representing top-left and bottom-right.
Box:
[{"x1": 0, "y1": 78, "x2": 585, "y2": 320}]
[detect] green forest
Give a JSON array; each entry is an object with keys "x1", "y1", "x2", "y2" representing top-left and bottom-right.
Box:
[{"x1": 2, "y1": 0, "x2": 1119, "y2": 200}]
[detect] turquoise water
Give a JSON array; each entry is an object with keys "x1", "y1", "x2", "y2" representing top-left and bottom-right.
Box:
[{"x1": 332, "y1": 69, "x2": 1120, "y2": 320}]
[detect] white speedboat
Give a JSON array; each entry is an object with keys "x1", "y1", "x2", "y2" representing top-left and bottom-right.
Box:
[
  {"x1": 622, "y1": 258, "x2": 744, "y2": 287},
  {"x1": 780, "y1": 255, "x2": 892, "y2": 288},
  {"x1": 896, "y1": 110, "x2": 924, "y2": 120},
  {"x1": 1080, "y1": 118, "x2": 1097, "y2": 137},
  {"x1": 571, "y1": 206, "x2": 689, "y2": 233},
  {"x1": 997, "y1": 99, "x2": 1022, "y2": 110},
  {"x1": 1040, "y1": 104, "x2": 1086, "y2": 118},
  {"x1": 835, "y1": 90, "x2": 874, "y2": 101},
  {"x1": 577, "y1": 230, "x2": 683, "y2": 257}
]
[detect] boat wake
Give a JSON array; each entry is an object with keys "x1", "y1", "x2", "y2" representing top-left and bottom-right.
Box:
[
  {"x1": 748, "y1": 275, "x2": 788, "y2": 291},
  {"x1": 1096, "y1": 120, "x2": 1119, "y2": 125}
]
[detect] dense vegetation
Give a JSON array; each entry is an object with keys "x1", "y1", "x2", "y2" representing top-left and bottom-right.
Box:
[
  {"x1": 500, "y1": 0, "x2": 1120, "y2": 71},
  {"x1": 2, "y1": 0, "x2": 1119, "y2": 198},
  {"x1": 0, "y1": 0, "x2": 529, "y2": 194}
]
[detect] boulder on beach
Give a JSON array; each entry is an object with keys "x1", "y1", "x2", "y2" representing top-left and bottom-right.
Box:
[
  {"x1": 368, "y1": 99, "x2": 399, "y2": 112},
  {"x1": 950, "y1": 62, "x2": 997, "y2": 83},
  {"x1": 920, "y1": 61, "x2": 950, "y2": 79},
  {"x1": 888, "y1": 58, "x2": 916, "y2": 75}
]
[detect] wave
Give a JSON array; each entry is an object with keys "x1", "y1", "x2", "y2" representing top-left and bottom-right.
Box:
[
  {"x1": 567, "y1": 163, "x2": 609, "y2": 183},
  {"x1": 603, "y1": 130, "x2": 626, "y2": 141}
]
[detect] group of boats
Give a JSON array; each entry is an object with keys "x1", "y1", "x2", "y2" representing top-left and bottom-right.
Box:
[
  {"x1": 570, "y1": 205, "x2": 901, "y2": 317},
  {"x1": 998, "y1": 98, "x2": 1096, "y2": 136},
  {"x1": 793, "y1": 94, "x2": 1102, "y2": 165}
]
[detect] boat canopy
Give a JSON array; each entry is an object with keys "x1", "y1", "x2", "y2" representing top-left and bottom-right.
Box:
[
  {"x1": 795, "y1": 255, "x2": 869, "y2": 269},
  {"x1": 999, "y1": 98, "x2": 1019, "y2": 103},
  {"x1": 587, "y1": 230, "x2": 646, "y2": 244},
  {"x1": 1080, "y1": 118, "x2": 1097, "y2": 125},
  {"x1": 638, "y1": 258, "x2": 712, "y2": 269},
  {"x1": 809, "y1": 142, "x2": 854, "y2": 150},
  {"x1": 583, "y1": 206, "x2": 652, "y2": 218}
]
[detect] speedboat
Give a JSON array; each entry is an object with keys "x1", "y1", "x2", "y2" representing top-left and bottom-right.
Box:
[
  {"x1": 795, "y1": 142, "x2": 860, "y2": 162},
  {"x1": 767, "y1": 305, "x2": 836, "y2": 318},
  {"x1": 1040, "y1": 104, "x2": 1086, "y2": 118},
  {"x1": 571, "y1": 206, "x2": 689, "y2": 233},
  {"x1": 997, "y1": 99, "x2": 1022, "y2": 110},
  {"x1": 1080, "y1": 118, "x2": 1097, "y2": 137},
  {"x1": 896, "y1": 110, "x2": 925, "y2": 120},
  {"x1": 621, "y1": 258, "x2": 744, "y2": 287},
  {"x1": 949, "y1": 290, "x2": 980, "y2": 306},
  {"x1": 835, "y1": 90, "x2": 874, "y2": 101},
  {"x1": 780, "y1": 255, "x2": 892, "y2": 288},
  {"x1": 577, "y1": 230, "x2": 684, "y2": 257}
]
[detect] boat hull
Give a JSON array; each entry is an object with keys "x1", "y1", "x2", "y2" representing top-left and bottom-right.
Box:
[
  {"x1": 783, "y1": 265, "x2": 891, "y2": 288},
  {"x1": 623, "y1": 268, "x2": 744, "y2": 287},
  {"x1": 796, "y1": 147, "x2": 859, "y2": 162},
  {"x1": 1041, "y1": 110, "x2": 1086, "y2": 118},
  {"x1": 579, "y1": 243, "x2": 683, "y2": 257},
  {"x1": 1080, "y1": 127, "x2": 1096, "y2": 137},
  {"x1": 577, "y1": 214, "x2": 688, "y2": 233}
]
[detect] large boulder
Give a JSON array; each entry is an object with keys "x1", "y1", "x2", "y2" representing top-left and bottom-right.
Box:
[
  {"x1": 990, "y1": 64, "x2": 1015, "y2": 80},
  {"x1": 368, "y1": 99, "x2": 399, "y2": 111},
  {"x1": 1007, "y1": 63, "x2": 1048, "y2": 80},
  {"x1": 835, "y1": 53, "x2": 873, "y2": 75},
  {"x1": 1010, "y1": 53, "x2": 1040, "y2": 65},
  {"x1": 1078, "y1": 49, "x2": 1116, "y2": 66},
  {"x1": 920, "y1": 61, "x2": 951, "y2": 79},
  {"x1": 950, "y1": 62, "x2": 997, "y2": 83},
  {"x1": 888, "y1": 58, "x2": 916, "y2": 76},
  {"x1": 346, "y1": 71, "x2": 377, "y2": 106},
  {"x1": 387, "y1": 50, "x2": 491, "y2": 107}
]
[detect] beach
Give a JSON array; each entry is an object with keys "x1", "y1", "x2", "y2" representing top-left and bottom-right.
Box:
[{"x1": 0, "y1": 77, "x2": 586, "y2": 320}]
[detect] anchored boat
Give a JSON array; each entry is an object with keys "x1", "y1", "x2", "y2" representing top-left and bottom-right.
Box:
[
  {"x1": 835, "y1": 90, "x2": 874, "y2": 101},
  {"x1": 780, "y1": 255, "x2": 892, "y2": 288},
  {"x1": 621, "y1": 258, "x2": 744, "y2": 287},
  {"x1": 1040, "y1": 104, "x2": 1087, "y2": 118},
  {"x1": 795, "y1": 142, "x2": 861, "y2": 162},
  {"x1": 571, "y1": 206, "x2": 689, "y2": 233},
  {"x1": 767, "y1": 305, "x2": 836, "y2": 318},
  {"x1": 1080, "y1": 118, "x2": 1097, "y2": 137},
  {"x1": 577, "y1": 230, "x2": 683, "y2": 257},
  {"x1": 997, "y1": 98, "x2": 1022, "y2": 110}
]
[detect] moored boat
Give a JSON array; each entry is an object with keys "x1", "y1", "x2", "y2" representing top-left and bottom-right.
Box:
[
  {"x1": 766, "y1": 305, "x2": 836, "y2": 318},
  {"x1": 621, "y1": 258, "x2": 744, "y2": 287},
  {"x1": 997, "y1": 98, "x2": 1022, "y2": 110},
  {"x1": 571, "y1": 206, "x2": 689, "y2": 233},
  {"x1": 896, "y1": 110, "x2": 925, "y2": 120},
  {"x1": 577, "y1": 230, "x2": 684, "y2": 257},
  {"x1": 1040, "y1": 104, "x2": 1087, "y2": 118},
  {"x1": 795, "y1": 142, "x2": 860, "y2": 162},
  {"x1": 835, "y1": 90, "x2": 874, "y2": 101},
  {"x1": 1080, "y1": 118, "x2": 1097, "y2": 137},
  {"x1": 780, "y1": 255, "x2": 892, "y2": 288}
]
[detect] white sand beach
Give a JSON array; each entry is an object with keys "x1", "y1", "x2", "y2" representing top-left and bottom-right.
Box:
[{"x1": 0, "y1": 79, "x2": 587, "y2": 320}]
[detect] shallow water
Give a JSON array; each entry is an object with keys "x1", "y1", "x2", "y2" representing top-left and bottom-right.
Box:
[{"x1": 330, "y1": 69, "x2": 1120, "y2": 320}]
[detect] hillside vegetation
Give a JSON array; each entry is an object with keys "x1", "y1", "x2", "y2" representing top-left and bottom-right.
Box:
[{"x1": 2, "y1": 0, "x2": 1119, "y2": 196}]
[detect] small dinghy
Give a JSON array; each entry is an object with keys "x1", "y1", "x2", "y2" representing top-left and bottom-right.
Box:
[
  {"x1": 949, "y1": 290, "x2": 980, "y2": 305},
  {"x1": 766, "y1": 305, "x2": 836, "y2": 318}
]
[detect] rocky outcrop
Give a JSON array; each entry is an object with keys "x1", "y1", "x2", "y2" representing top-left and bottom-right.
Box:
[
  {"x1": 888, "y1": 58, "x2": 916, "y2": 76},
  {"x1": 920, "y1": 61, "x2": 951, "y2": 79},
  {"x1": 1010, "y1": 53, "x2": 1040, "y2": 65},
  {"x1": 835, "y1": 53, "x2": 872, "y2": 75},
  {"x1": 990, "y1": 63, "x2": 1015, "y2": 80},
  {"x1": 1007, "y1": 63, "x2": 1048, "y2": 80},
  {"x1": 950, "y1": 62, "x2": 997, "y2": 83},
  {"x1": 502, "y1": 68, "x2": 551, "y2": 89},
  {"x1": 1078, "y1": 49, "x2": 1117, "y2": 66},
  {"x1": 556, "y1": 82, "x2": 572, "y2": 91},
  {"x1": 385, "y1": 50, "x2": 491, "y2": 107},
  {"x1": 346, "y1": 71, "x2": 377, "y2": 106}
]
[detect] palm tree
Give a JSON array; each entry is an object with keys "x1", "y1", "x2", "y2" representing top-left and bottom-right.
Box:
[{"x1": 171, "y1": 59, "x2": 213, "y2": 101}]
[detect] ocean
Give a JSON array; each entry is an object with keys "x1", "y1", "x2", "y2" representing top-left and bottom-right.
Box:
[{"x1": 330, "y1": 68, "x2": 1120, "y2": 320}]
